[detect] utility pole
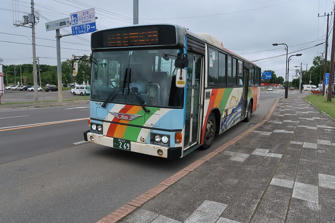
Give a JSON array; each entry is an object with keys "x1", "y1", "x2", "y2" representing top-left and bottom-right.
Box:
[
  {"x1": 299, "y1": 62, "x2": 302, "y2": 94},
  {"x1": 327, "y1": 4, "x2": 335, "y2": 102},
  {"x1": 56, "y1": 29, "x2": 63, "y2": 103},
  {"x1": 133, "y1": 0, "x2": 139, "y2": 25},
  {"x1": 319, "y1": 12, "x2": 331, "y2": 94},
  {"x1": 14, "y1": 65, "x2": 16, "y2": 85},
  {"x1": 20, "y1": 65, "x2": 22, "y2": 85},
  {"x1": 37, "y1": 57, "x2": 41, "y2": 86},
  {"x1": 31, "y1": 0, "x2": 38, "y2": 102}
]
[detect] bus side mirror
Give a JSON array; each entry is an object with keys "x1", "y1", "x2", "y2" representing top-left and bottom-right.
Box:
[
  {"x1": 176, "y1": 68, "x2": 186, "y2": 88},
  {"x1": 175, "y1": 54, "x2": 188, "y2": 68}
]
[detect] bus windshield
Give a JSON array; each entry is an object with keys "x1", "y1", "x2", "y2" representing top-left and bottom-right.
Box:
[{"x1": 91, "y1": 49, "x2": 184, "y2": 108}]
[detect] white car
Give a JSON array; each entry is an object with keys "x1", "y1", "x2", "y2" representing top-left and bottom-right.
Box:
[
  {"x1": 72, "y1": 85, "x2": 90, "y2": 95},
  {"x1": 27, "y1": 86, "x2": 42, "y2": 92},
  {"x1": 5, "y1": 85, "x2": 13, "y2": 90}
]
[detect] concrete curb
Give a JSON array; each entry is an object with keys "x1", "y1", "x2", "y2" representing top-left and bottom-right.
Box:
[{"x1": 96, "y1": 98, "x2": 280, "y2": 223}]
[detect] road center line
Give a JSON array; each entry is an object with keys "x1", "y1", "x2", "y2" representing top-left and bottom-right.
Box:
[
  {"x1": 0, "y1": 117, "x2": 88, "y2": 132},
  {"x1": 0, "y1": 115, "x2": 29, "y2": 120},
  {"x1": 65, "y1": 107, "x2": 89, "y2": 110}
]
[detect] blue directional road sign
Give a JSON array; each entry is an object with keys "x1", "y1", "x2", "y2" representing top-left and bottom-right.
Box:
[
  {"x1": 70, "y1": 8, "x2": 96, "y2": 36},
  {"x1": 325, "y1": 73, "x2": 330, "y2": 85},
  {"x1": 262, "y1": 71, "x2": 272, "y2": 80}
]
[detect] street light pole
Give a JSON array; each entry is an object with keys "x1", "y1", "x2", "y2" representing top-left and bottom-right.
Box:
[
  {"x1": 288, "y1": 53, "x2": 302, "y2": 91},
  {"x1": 273, "y1": 43, "x2": 289, "y2": 98}
]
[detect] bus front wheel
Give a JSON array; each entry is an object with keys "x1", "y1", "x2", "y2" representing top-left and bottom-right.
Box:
[{"x1": 202, "y1": 113, "x2": 217, "y2": 150}]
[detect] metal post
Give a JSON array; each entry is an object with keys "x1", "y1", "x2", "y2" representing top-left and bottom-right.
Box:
[
  {"x1": 20, "y1": 65, "x2": 22, "y2": 85},
  {"x1": 328, "y1": 4, "x2": 335, "y2": 102},
  {"x1": 31, "y1": 0, "x2": 38, "y2": 102},
  {"x1": 322, "y1": 13, "x2": 330, "y2": 94},
  {"x1": 284, "y1": 45, "x2": 288, "y2": 98},
  {"x1": 37, "y1": 57, "x2": 41, "y2": 87},
  {"x1": 133, "y1": 0, "x2": 139, "y2": 25},
  {"x1": 14, "y1": 65, "x2": 16, "y2": 85},
  {"x1": 56, "y1": 29, "x2": 63, "y2": 103},
  {"x1": 299, "y1": 62, "x2": 302, "y2": 93}
]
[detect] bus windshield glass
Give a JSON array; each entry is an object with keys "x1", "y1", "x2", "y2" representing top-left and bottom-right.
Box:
[{"x1": 91, "y1": 49, "x2": 184, "y2": 108}]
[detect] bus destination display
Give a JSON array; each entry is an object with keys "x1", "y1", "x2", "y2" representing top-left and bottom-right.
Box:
[
  {"x1": 91, "y1": 25, "x2": 177, "y2": 49},
  {"x1": 106, "y1": 29, "x2": 159, "y2": 47}
]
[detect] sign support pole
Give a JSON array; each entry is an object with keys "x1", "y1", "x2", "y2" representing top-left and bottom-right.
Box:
[{"x1": 56, "y1": 29, "x2": 63, "y2": 103}]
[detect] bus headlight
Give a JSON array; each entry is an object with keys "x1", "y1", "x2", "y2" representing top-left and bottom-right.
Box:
[
  {"x1": 91, "y1": 124, "x2": 97, "y2": 131},
  {"x1": 161, "y1": 136, "x2": 169, "y2": 144},
  {"x1": 155, "y1": 135, "x2": 161, "y2": 142},
  {"x1": 97, "y1": 125, "x2": 103, "y2": 132}
]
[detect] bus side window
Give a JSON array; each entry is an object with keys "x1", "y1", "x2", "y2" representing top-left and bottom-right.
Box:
[
  {"x1": 238, "y1": 60, "x2": 243, "y2": 86},
  {"x1": 218, "y1": 52, "x2": 226, "y2": 87},
  {"x1": 208, "y1": 47, "x2": 219, "y2": 87},
  {"x1": 249, "y1": 67, "x2": 255, "y2": 86},
  {"x1": 227, "y1": 55, "x2": 233, "y2": 87}
]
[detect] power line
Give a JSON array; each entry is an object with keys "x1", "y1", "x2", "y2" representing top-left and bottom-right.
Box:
[
  {"x1": 0, "y1": 39, "x2": 89, "y2": 51},
  {"x1": 251, "y1": 42, "x2": 324, "y2": 62}
]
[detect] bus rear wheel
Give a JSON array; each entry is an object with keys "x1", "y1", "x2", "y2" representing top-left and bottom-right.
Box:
[
  {"x1": 202, "y1": 113, "x2": 217, "y2": 150},
  {"x1": 244, "y1": 101, "x2": 253, "y2": 122}
]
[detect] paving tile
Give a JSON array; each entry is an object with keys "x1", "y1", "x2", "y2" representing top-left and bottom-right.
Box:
[
  {"x1": 292, "y1": 182, "x2": 318, "y2": 204},
  {"x1": 185, "y1": 200, "x2": 227, "y2": 223},
  {"x1": 151, "y1": 215, "x2": 181, "y2": 223},
  {"x1": 290, "y1": 141, "x2": 303, "y2": 145},
  {"x1": 319, "y1": 173, "x2": 335, "y2": 190},
  {"x1": 317, "y1": 139, "x2": 332, "y2": 146},
  {"x1": 319, "y1": 187, "x2": 335, "y2": 223},
  {"x1": 297, "y1": 125, "x2": 318, "y2": 130},
  {"x1": 251, "y1": 148, "x2": 282, "y2": 159},
  {"x1": 273, "y1": 129, "x2": 294, "y2": 134},
  {"x1": 216, "y1": 217, "x2": 240, "y2": 223},
  {"x1": 303, "y1": 142, "x2": 317, "y2": 149},
  {"x1": 223, "y1": 151, "x2": 249, "y2": 163},
  {"x1": 252, "y1": 130, "x2": 272, "y2": 136},
  {"x1": 270, "y1": 177, "x2": 294, "y2": 189},
  {"x1": 251, "y1": 185, "x2": 291, "y2": 223},
  {"x1": 286, "y1": 198, "x2": 319, "y2": 223},
  {"x1": 123, "y1": 209, "x2": 159, "y2": 223}
]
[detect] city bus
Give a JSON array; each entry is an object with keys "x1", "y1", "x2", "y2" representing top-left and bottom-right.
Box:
[{"x1": 84, "y1": 24, "x2": 261, "y2": 159}]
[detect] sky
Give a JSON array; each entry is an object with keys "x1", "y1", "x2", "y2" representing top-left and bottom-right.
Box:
[{"x1": 0, "y1": 0, "x2": 333, "y2": 80}]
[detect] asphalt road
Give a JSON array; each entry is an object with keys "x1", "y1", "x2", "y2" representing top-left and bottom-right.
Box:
[{"x1": 0, "y1": 89, "x2": 283, "y2": 223}]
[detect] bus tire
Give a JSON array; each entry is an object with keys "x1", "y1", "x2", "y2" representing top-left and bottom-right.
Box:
[
  {"x1": 202, "y1": 113, "x2": 217, "y2": 150},
  {"x1": 244, "y1": 101, "x2": 253, "y2": 122}
]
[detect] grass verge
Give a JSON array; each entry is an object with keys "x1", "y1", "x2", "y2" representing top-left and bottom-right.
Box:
[{"x1": 306, "y1": 94, "x2": 335, "y2": 119}]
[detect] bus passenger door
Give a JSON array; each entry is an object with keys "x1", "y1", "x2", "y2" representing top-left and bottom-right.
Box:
[
  {"x1": 241, "y1": 67, "x2": 249, "y2": 118},
  {"x1": 184, "y1": 54, "x2": 202, "y2": 148}
]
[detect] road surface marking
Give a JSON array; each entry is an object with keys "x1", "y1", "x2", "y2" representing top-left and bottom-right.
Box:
[
  {"x1": 270, "y1": 178, "x2": 294, "y2": 189},
  {"x1": 0, "y1": 117, "x2": 88, "y2": 132},
  {"x1": 73, "y1": 140, "x2": 87, "y2": 145},
  {"x1": 0, "y1": 115, "x2": 28, "y2": 120},
  {"x1": 185, "y1": 200, "x2": 227, "y2": 223},
  {"x1": 303, "y1": 142, "x2": 317, "y2": 149},
  {"x1": 319, "y1": 174, "x2": 335, "y2": 190},
  {"x1": 292, "y1": 182, "x2": 319, "y2": 204},
  {"x1": 65, "y1": 106, "x2": 88, "y2": 110}
]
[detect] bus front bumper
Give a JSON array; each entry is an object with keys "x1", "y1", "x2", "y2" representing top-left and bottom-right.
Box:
[{"x1": 84, "y1": 131, "x2": 182, "y2": 159}]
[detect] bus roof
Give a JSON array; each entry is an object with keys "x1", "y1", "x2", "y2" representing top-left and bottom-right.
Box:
[{"x1": 92, "y1": 24, "x2": 260, "y2": 68}]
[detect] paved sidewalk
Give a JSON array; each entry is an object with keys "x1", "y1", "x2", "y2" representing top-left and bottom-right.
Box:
[{"x1": 118, "y1": 93, "x2": 335, "y2": 223}]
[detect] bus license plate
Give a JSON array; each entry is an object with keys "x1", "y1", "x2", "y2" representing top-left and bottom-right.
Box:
[{"x1": 113, "y1": 138, "x2": 131, "y2": 151}]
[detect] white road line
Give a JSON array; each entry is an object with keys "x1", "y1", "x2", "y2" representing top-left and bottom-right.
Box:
[
  {"x1": 0, "y1": 115, "x2": 28, "y2": 120},
  {"x1": 73, "y1": 140, "x2": 87, "y2": 145},
  {"x1": 65, "y1": 106, "x2": 88, "y2": 110},
  {"x1": 0, "y1": 117, "x2": 88, "y2": 130}
]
